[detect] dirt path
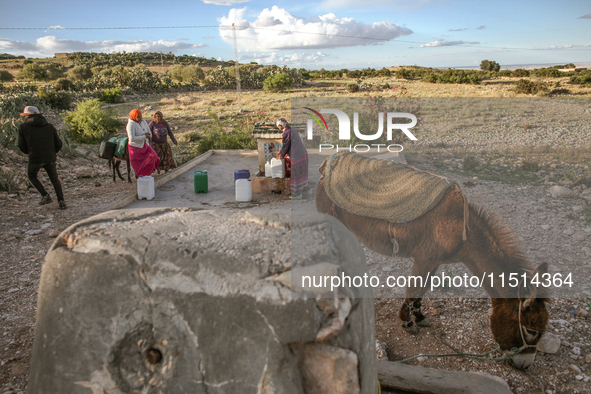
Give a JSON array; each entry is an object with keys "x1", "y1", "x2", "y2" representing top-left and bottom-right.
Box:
[{"x1": 0, "y1": 151, "x2": 135, "y2": 393}]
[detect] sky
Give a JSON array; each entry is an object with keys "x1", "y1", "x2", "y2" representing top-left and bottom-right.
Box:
[{"x1": 0, "y1": 0, "x2": 590, "y2": 70}]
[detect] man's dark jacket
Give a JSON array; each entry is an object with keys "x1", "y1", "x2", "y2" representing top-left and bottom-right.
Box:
[{"x1": 18, "y1": 115, "x2": 62, "y2": 163}]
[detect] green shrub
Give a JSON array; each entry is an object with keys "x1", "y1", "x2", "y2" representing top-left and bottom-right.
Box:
[
  {"x1": 22, "y1": 59, "x2": 33, "y2": 65},
  {"x1": 570, "y1": 71, "x2": 591, "y2": 85},
  {"x1": 53, "y1": 78, "x2": 75, "y2": 91},
  {"x1": 0, "y1": 93, "x2": 46, "y2": 118},
  {"x1": 0, "y1": 70, "x2": 14, "y2": 82},
  {"x1": 37, "y1": 88, "x2": 71, "y2": 110},
  {"x1": 44, "y1": 63, "x2": 65, "y2": 80},
  {"x1": 531, "y1": 67, "x2": 561, "y2": 78},
  {"x1": 0, "y1": 117, "x2": 21, "y2": 150},
  {"x1": 67, "y1": 65, "x2": 93, "y2": 81},
  {"x1": 180, "y1": 130, "x2": 202, "y2": 142},
  {"x1": 346, "y1": 83, "x2": 359, "y2": 93},
  {"x1": 167, "y1": 65, "x2": 184, "y2": 82},
  {"x1": 396, "y1": 68, "x2": 412, "y2": 79},
  {"x1": 195, "y1": 111, "x2": 257, "y2": 154},
  {"x1": 167, "y1": 64, "x2": 205, "y2": 83},
  {"x1": 16, "y1": 63, "x2": 47, "y2": 81},
  {"x1": 462, "y1": 155, "x2": 479, "y2": 171},
  {"x1": 512, "y1": 69, "x2": 530, "y2": 78},
  {"x1": 99, "y1": 87, "x2": 123, "y2": 103},
  {"x1": 62, "y1": 98, "x2": 120, "y2": 143},
  {"x1": 263, "y1": 73, "x2": 293, "y2": 92},
  {"x1": 514, "y1": 79, "x2": 548, "y2": 95}
]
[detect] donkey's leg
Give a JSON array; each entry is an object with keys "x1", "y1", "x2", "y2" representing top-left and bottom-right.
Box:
[
  {"x1": 115, "y1": 160, "x2": 125, "y2": 181},
  {"x1": 126, "y1": 156, "x2": 132, "y2": 183},
  {"x1": 412, "y1": 266, "x2": 441, "y2": 327},
  {"x1": 399, "y1": 261, "x2": 439, "y2": 335},
  {"x1": 111, "y1": 159, "x2": 117, "y2": 182}
]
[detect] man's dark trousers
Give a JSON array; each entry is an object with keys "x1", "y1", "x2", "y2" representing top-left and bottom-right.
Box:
[{"x1": 28, "y1": 161, "x2": 63, "y2": 201}]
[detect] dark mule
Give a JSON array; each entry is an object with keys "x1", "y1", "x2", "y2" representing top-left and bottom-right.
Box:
[
  {"x1": 316, "y1": 181, "x2": 549, "y2": 369},
  {"x1": 109, "y1": 144, "x2": 132, "y2": 183}
]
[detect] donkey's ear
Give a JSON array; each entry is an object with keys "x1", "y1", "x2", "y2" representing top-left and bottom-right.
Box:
[{"x1": 536, "y1": 262, "x2": 549, "y2": 275}]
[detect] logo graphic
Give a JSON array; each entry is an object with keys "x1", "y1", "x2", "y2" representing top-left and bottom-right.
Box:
[
  {"x1": 303, "y1": 107, "x2": 328, "y2": 139},
  {"x1": 304, "y1": 108, "x2": 417, "y2": 141}
]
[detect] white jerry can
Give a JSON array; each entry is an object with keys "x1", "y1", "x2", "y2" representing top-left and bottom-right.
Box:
[
  {"x1": 137, "y1": 176, "x2": 155, "y2": 200},
  {"x1": 235, "y1": 179, "x2": 252, "y2": 202},
  {"x1": 270, "y1": 158, "x2": 284, "y2": 178}
]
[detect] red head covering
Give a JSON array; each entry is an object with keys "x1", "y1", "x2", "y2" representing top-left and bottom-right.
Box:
[{"x1": 129, "y1": 109, "x2": 142, "y2": 122}]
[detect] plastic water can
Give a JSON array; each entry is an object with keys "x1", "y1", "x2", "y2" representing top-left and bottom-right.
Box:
[
  {"x1": 194, "y1": 170, "x2": 208, "y2": 193},
  {"x1": 265, "y1": 161, "x2": 272, "y2": 177},
  {"x1": 137, "y1": 176, "x2": 155, "y2": 200},
  {"x1": 235, "y1": 179, "x2": 252, "y2": 202},
  {"x1": 234, "y1": 169, "x2": 250, "y2": 184},
  {"x1": 271, "y1": 158, "x2": 284, "y2": 178}
]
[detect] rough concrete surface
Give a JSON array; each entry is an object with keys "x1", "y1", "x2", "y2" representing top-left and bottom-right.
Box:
[{"x1": 29, "y1": 209, "x2": 377, "y2": 394}]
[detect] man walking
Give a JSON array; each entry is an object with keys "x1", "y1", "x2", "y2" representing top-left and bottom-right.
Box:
[{"x1": 17, "y1": 106, "x2": 66, "y2": 209}]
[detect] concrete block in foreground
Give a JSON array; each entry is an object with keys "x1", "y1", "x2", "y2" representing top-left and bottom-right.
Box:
[{"x1": 29, "y1": 209, "x2": 376, "y2": 394}]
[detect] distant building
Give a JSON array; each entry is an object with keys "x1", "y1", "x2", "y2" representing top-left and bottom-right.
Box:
[
  {"x1": 54, "y1": 53, "x2": 69, "y2": 58},
  {"x1": 559, "y1": 67, "x2": 587, "y2": 72}
]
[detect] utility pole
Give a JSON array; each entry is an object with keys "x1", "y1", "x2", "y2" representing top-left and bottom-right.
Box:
[{"x1": 232, "y1": 23, "x2": 242, "y2": 112}]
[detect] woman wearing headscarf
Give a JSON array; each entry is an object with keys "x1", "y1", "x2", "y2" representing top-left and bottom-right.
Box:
[
  {"x1": 126, "y1": 109, "x2": 160, "y2": 178},
  {"x1": 276, "y1": 118, "x2": 309, "y2": 199},
  {"x1": 148, "y1": 111, "x2": 177, "y2": 174}
]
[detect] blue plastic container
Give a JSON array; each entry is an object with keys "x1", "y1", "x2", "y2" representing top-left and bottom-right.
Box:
[{"x1": 234, "y1": 170, "x2": 250, "y2": 185}]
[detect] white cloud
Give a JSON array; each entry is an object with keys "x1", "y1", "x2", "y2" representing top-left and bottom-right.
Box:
[
  {"x1": 45, "y1": 25, "x2": 65, "y2": 33},
  {"x1": 201, "y1": 0, "x2": 249, "y2": 5},
  {"x1": 448, "y1": 28, "x2": 468, "y2": 32},
  {"x1": 0, "y1": 36, "x2": 207, "y2": 57},
  {"x1": 476, "y1": 25, "x2": 486, "y2": 30},
  {"x1": 420, "y1": 39, "x2": 479, "y2": 47},
  {"x1": 578, "y1": 14, "x2": 591, "y2": 19},
  {"x1": 219, "y1": 6, "x2": 412, "y2": 51},
  {"x1": 0, "y1": 38, "x2": 38, "y2": 51},
  {"x1": 240, "y1": 51, "x2": 328, "y2": 66},
  {"x1": 203, "y1": 36, "x2": 215, "y2": 39}
]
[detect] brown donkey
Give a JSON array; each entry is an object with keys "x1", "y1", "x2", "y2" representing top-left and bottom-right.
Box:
[
  {"x1": 108, "y1": 145, "x2": 132, "y2": 183},
  {"x1": 316, "y1": 180, "x2": 549, "y2": 369}
]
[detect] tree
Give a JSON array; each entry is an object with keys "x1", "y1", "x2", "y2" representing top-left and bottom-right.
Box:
[
  {"x1": 480, "y1": 59, "x2": 500, "y2": 72},
  {"x1": 67, "y1": 65, "x2": 93, "y2": 81},
  {"x1": 181, "y1": 65, "x2": 205, "y2": 82},
  {"x1": 263, "y1": 74, "x2": 293, "y2": 92},
  {"x1": 0, "y1": 70, "x2": 14, "y2": 82},
  {"x1": 44, "y1": 63, "x2": 65, "y2": 80},
  {"x1": 16, "y1": 63, "x2": 47, "y2": 81}
]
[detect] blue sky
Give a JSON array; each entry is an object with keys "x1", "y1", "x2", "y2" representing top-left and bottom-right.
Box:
[{"x1": 0, "y1": 0, "x2": 590, "y2": 69}]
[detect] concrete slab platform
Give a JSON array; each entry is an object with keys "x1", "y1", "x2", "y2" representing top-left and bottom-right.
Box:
[{"x1": 117, "y1": 148, "x2": 412, "y2": 213}]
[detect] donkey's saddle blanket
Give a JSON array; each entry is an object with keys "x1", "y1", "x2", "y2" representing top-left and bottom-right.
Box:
[
  {"x1": 108, "y1": 136, "x2": 128, "y2": 157},
  {"x1": 319, "y1": 152, "x2": 453, "y2": 223}
]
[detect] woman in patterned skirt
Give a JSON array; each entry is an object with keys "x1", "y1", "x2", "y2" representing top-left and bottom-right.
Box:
[{"x1": 148, "y1": 111, "x2": 178, "y2": 173}]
